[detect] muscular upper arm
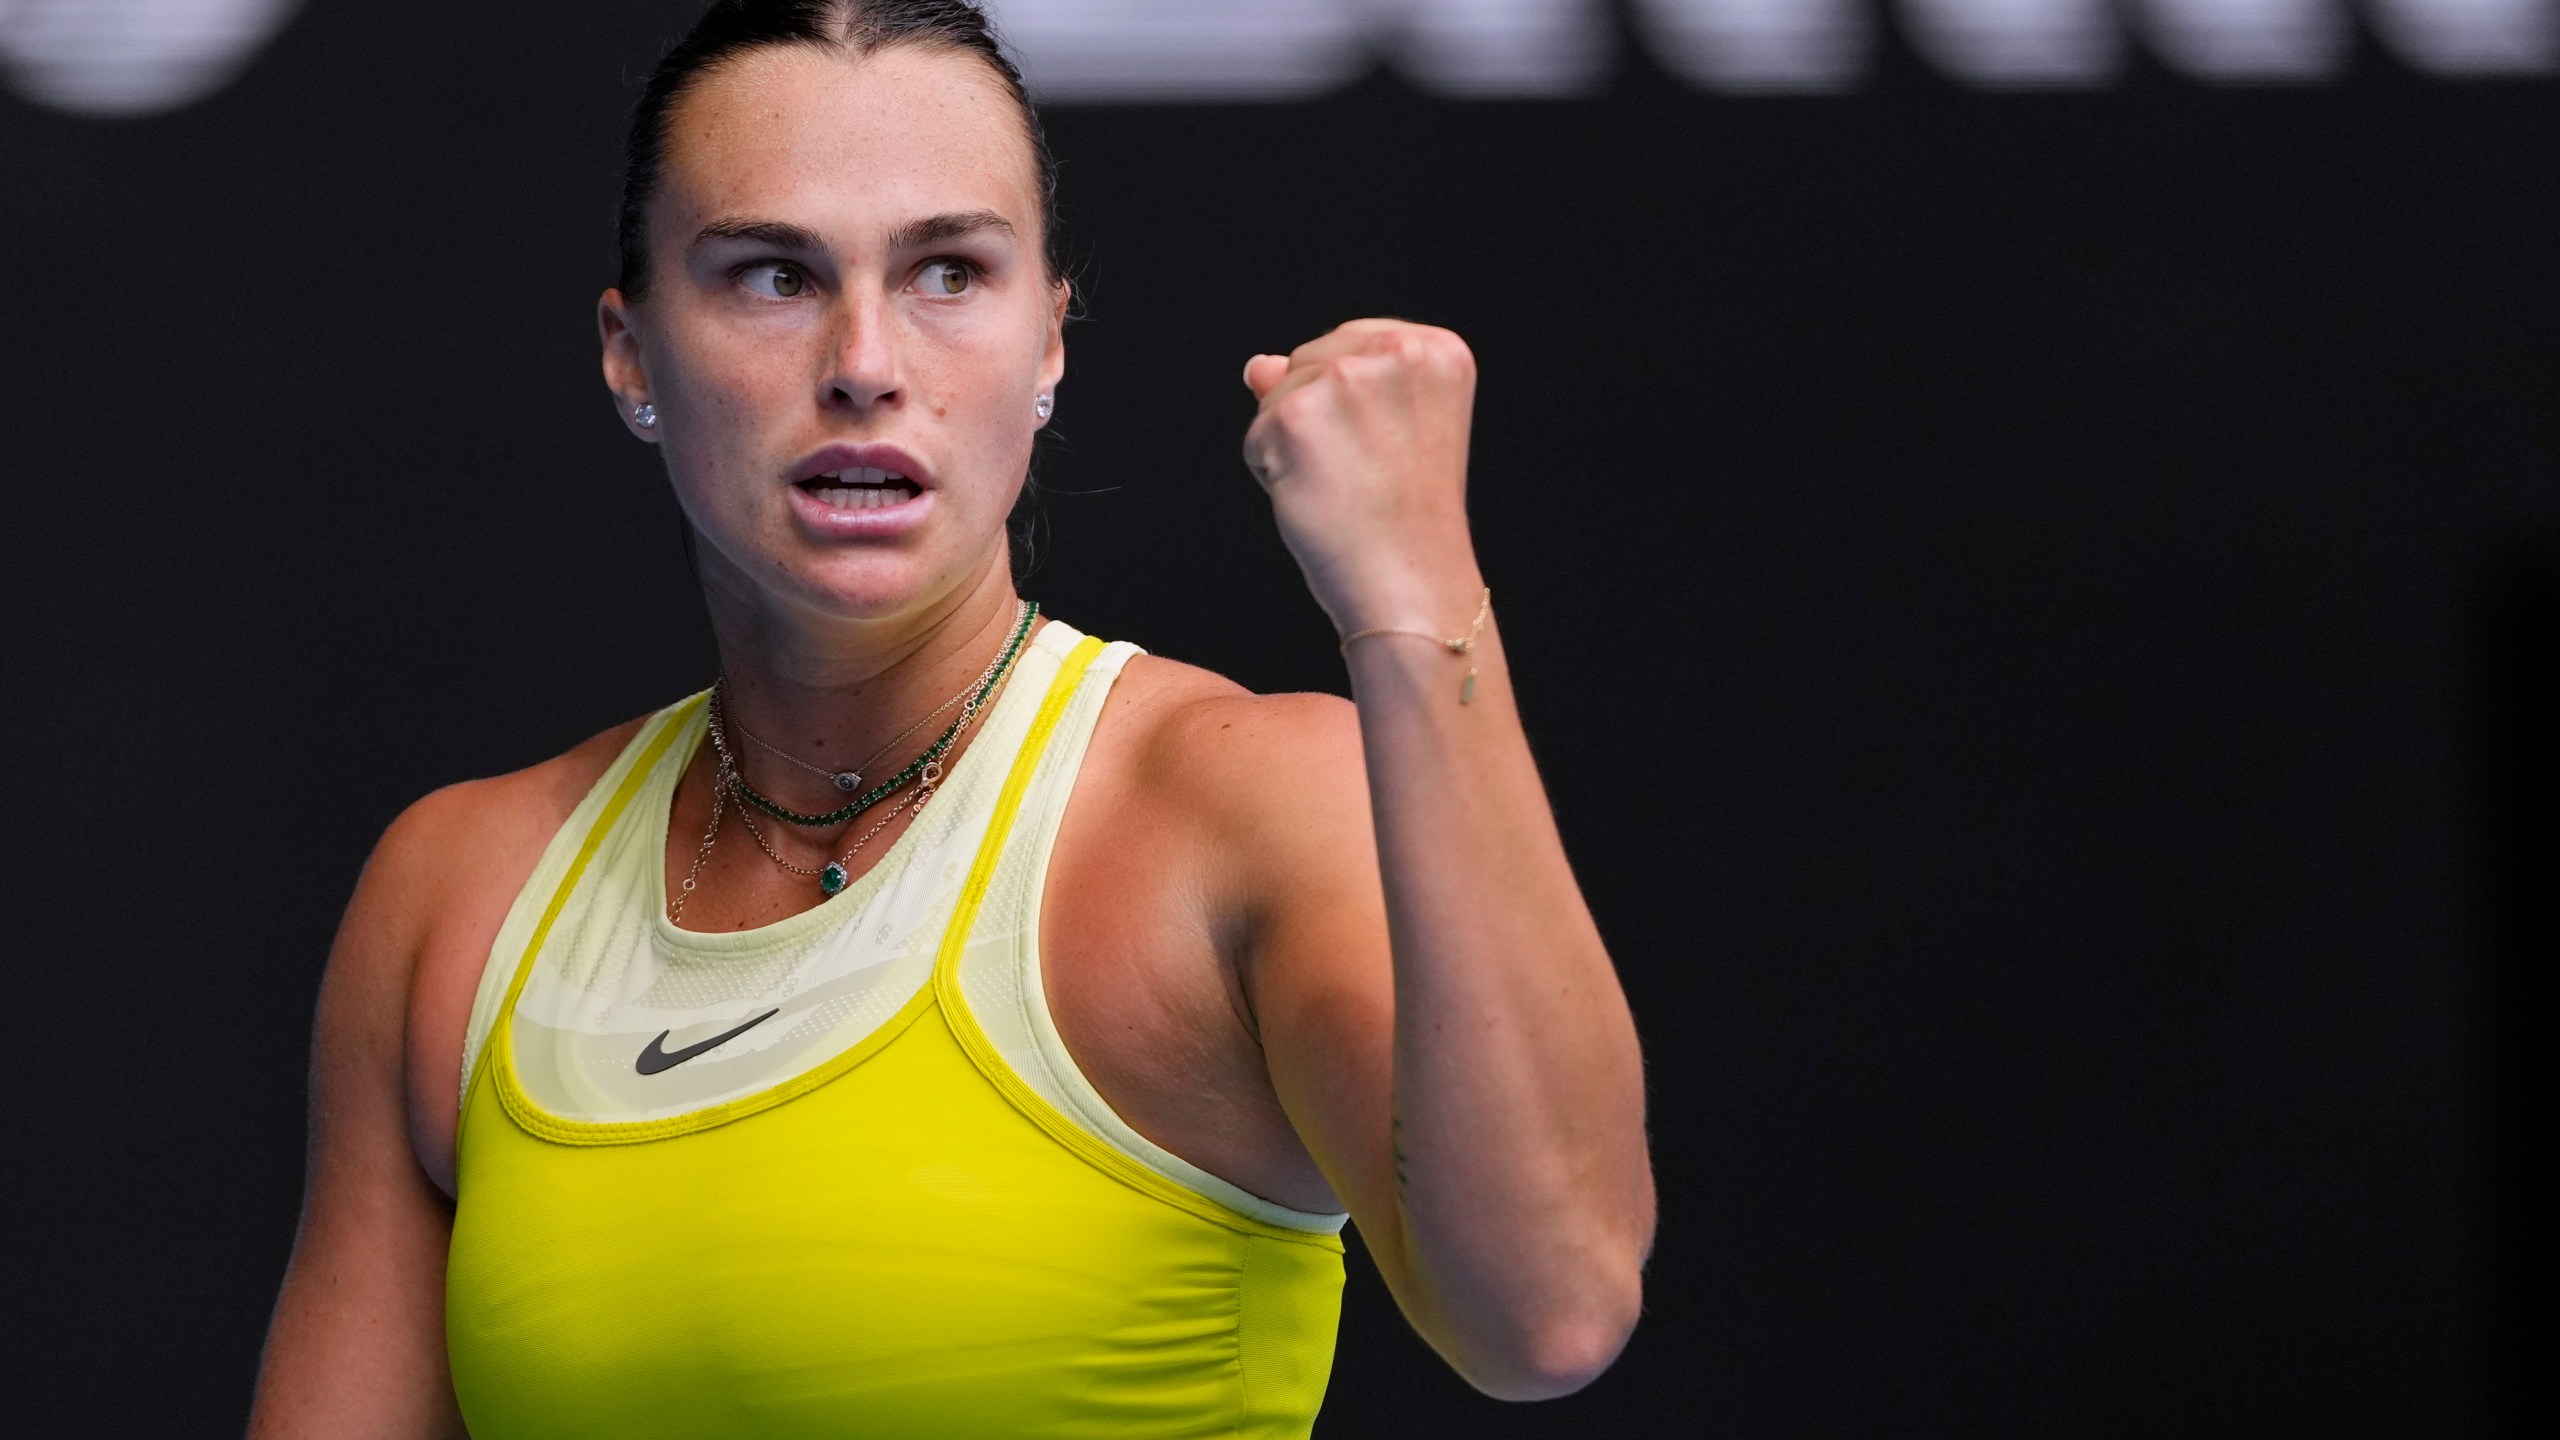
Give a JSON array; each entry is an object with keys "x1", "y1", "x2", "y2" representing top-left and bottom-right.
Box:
[
  {"x1": 1162, "y1": 693, "x2": 1411, "y2": 1262},
  {"x1": 251, "y1": 717, "x2": 639, "y2": 1436},
  {"x1": 248, "y1": 792, "x2": 475, "y2": 1439}
]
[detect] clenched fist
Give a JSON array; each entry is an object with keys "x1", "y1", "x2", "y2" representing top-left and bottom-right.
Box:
[{"x1": 1243, "y1": 320, "x2": 1486, "y2": 637}]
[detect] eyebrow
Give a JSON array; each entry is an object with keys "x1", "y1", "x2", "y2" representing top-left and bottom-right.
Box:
[
  {"x1": 690, "y1": 217, "x2": 825, "y2": 255},
  {"x1": 887, "y1": 209, "x2": 1015, "y2": 251},
  {"x1": 688, "y1": 210, "x2": 1018, "y2": 261}
]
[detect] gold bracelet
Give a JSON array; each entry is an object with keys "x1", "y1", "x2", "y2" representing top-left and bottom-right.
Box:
[{"x1": 1337, "y1": 587, "x2": 1493, "y2": 704}]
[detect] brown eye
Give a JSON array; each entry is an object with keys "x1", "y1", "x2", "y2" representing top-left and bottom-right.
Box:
[
  {"x1": 743, "y1": 263, "x2": 806, "y2": 299},
  {"x1": 920, "y1": 260, "x2": 972, "y2": 296}
]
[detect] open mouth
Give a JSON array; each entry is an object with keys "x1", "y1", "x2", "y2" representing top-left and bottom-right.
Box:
[{"x1": 798, "y1": 466, "x2": 921, "y2": 511}]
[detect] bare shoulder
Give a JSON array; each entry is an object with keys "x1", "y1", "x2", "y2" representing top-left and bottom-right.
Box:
[
  {"x1": 334, "y1": 712, "x2": 652, "y2": 1032},
  {"x1": 321, "y1": 713, "x2": 664, "y2": 1190},
  {"x1": 361, "y1": 716, "x2": 652, "y2": 943},
  {"x1": 1104, "y1": 654, "x2": 1368, "y2": 838}
]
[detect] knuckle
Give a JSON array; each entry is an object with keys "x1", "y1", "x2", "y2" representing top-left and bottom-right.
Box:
[
  {"x1": 1334, "y1": 354, "x2": 1388, "y2": 390},
  {"x1": 1269, "y1": 386, "x2": 1321, "y2": 425},
  {"x1": 1395, "y1": 325, "x2": 1465, "y2": 371},
  {"x1": 1375, "y1": 326, "x2": 1426, "y2": 358}
]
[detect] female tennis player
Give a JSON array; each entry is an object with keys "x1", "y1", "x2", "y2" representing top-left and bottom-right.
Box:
[{"x1": 249, "y1": 3, "x2": 1651, "y2": 1434}]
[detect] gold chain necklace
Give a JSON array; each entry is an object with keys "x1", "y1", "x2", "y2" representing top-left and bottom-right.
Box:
[
  {"x1": 667, "y1": 604, "x2": 1033, "y2": 919},
  {"x1": 726, "y1": 603, "x2": 1022, "y2": 793},
  {"x1": 732, "y1": 756, "x2": 938, "y2": 893}
]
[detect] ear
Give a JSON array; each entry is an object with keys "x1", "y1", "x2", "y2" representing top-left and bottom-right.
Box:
[
  {"x1": 1036, "y1": 277, "x2": 1070, "y2": 398},
  {"x1": 598, "y1": 288, "x2": 658, "y2": 442}
]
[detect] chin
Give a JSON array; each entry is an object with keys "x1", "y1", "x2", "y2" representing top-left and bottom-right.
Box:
[
  {"x1": 686, "y1": 487, "x2": 1006, "y2": 625},
  {"x1": 771, "y1": 544, "x2": 991, "y2": 625}
]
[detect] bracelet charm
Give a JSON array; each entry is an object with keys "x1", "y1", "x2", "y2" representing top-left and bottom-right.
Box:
[{"x1": 1338, "y1": 588, "x2": 1493, "y2": 704}]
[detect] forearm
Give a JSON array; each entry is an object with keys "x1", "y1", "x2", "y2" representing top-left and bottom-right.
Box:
[
  {"x1": 1236, "y1": 318, "x2": 1651, "y2": 1392},
  {"x1": 1346, "y1": 587, "x2": 1654, "y2": 1398}
]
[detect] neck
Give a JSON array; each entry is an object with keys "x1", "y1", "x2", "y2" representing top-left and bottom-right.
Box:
[{"x1": 702, "y1": 547, "x2": 1028, "y2": 815}]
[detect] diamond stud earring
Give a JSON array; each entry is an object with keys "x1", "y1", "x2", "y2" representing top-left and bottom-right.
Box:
[
  {"x1": 633, "y1": 402, "x2": 658, "y2": 429},
  {"x1": 1033, "y1": 393, "x2": 1054, "y2": 422}
]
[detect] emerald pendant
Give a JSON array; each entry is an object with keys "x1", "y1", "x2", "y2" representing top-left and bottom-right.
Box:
[{"x1": 819, "y1": 862, "x2": 849, "y2": 895}]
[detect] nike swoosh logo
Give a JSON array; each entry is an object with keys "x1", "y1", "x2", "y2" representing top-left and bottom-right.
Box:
[{"x1": 635, "y1": 1008, "x2": 780, "y2": 1076}]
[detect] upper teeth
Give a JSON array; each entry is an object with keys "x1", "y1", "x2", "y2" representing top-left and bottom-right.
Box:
[{"x1": 808, "y1": 466, "x2": 916, "y2": 512}]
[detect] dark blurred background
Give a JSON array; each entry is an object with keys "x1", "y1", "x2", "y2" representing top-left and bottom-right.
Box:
[{"x1": 4, "y1": 1, "x2": 2551, "y2": 1434}]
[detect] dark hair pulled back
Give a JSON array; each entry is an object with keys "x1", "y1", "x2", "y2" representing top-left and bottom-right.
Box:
[{"x1": 615, "y1": 0, "x2": 1064, "y2": 299}]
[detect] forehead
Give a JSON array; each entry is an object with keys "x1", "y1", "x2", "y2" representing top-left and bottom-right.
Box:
[{"x1": 659, "y1": 43, "x2": 1035, "y2": 242}]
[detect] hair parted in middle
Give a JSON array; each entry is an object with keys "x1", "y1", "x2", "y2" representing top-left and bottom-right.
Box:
[{"x1": 614, "y1": 0, "x2": 1067, "y2": 300}]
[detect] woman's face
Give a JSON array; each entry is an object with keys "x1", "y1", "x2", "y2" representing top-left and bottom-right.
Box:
[{"x1": 602, "y1": 43, "x2": 1064, "y2": 626}]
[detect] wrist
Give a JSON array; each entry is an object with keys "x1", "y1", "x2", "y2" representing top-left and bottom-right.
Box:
[
  {"x1": 1338, "y1": 585, "x2": 1491, "y2": 647},
  {"x1": 1308, "y1": 552, "x2": 1487, "y2": 641},
  {"x1": 1335, "y1": 582, "x2": 1494, "y2": 706}
]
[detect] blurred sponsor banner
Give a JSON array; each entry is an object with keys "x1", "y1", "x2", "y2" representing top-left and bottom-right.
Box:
[
  {"x1": 0, "y1": 0, "x2": 301, "y2": 114},
  {"x1": 3, "y1": 0, "x2": 2552, "y2": 117},
  {"x1": 990, "y1": 0, "x2": 2556, "y2": 95}
]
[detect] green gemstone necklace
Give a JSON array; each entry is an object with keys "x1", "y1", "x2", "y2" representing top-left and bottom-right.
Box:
[
  {"x1": 715, "y1": 600, "x2": 1035, "y2": 831},
  {"x1": 731, "y1": 660, "x2": 981, "y2": 795},
  {"x1": 700, "y1": 601, "x2": 1037, "y2": 897},
  {"x1": 732, "y1": 759, "x2": 938, "y2": 898}
]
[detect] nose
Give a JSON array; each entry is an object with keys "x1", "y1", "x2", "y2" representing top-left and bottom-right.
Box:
[{"x1": 819, "y1": 288, "x2": 900, "y2": 413}]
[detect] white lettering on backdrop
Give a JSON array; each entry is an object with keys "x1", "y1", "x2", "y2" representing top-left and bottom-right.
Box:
[
  {"x1": 1896, "y1": 0, "x2": 2125, "y2": 85},
  {"x1": 0, "y1": 0, "x2": 300, "y2": 115},
  {"x1": 1633, "y1": 0, "x2": 1875, "y2": 92},
  {"x1": 1, "y1": 0, "x2": 2550, "y2": 117},
  {"x1": 2137, "y1": 0, "x2": 2353, "y2": 80},
  {"x1": 2371, "y1": 0, "x2": 2558, "y2": 70},
  {"x1": 995, "y1": 0, "x2": 2553, "y2": 95}
]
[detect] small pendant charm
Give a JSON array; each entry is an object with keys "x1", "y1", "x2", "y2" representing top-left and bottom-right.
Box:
[
  {"x1": 831, "y1": 771, "x2": 862, "y2": 792},
  {"x1": 819, "y1": 862, "x2": 849, "y2": 896},
  {"x1": 1460, "y1": 668, "x2": 1477, "y2": 706}
]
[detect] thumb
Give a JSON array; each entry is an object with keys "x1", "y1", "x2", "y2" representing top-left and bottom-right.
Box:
[{"x1": 1242, "y1": 353, "x2": 1289, "y2": 400}]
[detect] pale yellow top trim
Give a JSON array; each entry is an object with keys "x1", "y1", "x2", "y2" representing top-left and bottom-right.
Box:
[{"x1": 455, "y1": 697, "x2": 700, "y2": 1144}]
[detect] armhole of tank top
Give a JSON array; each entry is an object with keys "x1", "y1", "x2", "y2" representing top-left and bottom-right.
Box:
[
  {"x1": 454, "y1": 698, "x2": 703, "y2": 1134},
  {"x1": 954, "y1": 642, "x2": 1350, "y2": 1241}
]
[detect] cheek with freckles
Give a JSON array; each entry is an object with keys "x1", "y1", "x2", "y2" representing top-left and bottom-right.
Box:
[
  {"x1": 645, "y1": 319, "x2": 811, "y2": 525},
  {"x1": 908, "y1": 352, "x2": 1038, "y2": 520}
]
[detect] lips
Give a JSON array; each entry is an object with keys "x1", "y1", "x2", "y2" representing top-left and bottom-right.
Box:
[
  {"x1": 784, "y1": 442, "x2": 935, "y2": 538},
  {"x1": 789, "y1": 442, "x2": 931, "y2": 490}
]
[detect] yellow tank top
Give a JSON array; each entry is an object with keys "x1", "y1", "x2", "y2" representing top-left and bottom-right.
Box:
[{"x1": 445, "y1": 622, "x2": 1348, "y2": 1438}]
